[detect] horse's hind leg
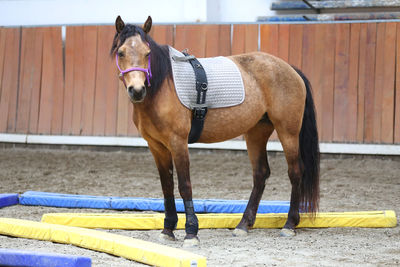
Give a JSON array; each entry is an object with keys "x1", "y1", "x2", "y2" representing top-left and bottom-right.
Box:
[
  {"x1": 148, "y1": 140, "x2": 178, "y2": 241},
  {"x1": 233, "y1": 121, "x2": 274, "y2": 236},
  {"x1": 276, "y1": 129, "x2": 304, "y2": 237}
]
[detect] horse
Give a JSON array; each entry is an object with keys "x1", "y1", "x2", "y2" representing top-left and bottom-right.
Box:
[{"x1": 110, "y1": 16, "x2": 320, "y2": 247}]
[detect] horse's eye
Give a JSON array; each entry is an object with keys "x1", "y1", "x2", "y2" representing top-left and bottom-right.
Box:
[{"x1": 118, "y1": 51, "x2": 124, "y2": 58}]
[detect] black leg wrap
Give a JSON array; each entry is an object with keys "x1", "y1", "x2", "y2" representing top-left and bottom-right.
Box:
[
  {"x1": 183, "y1": 200, "x2": 198, "y2": 235},
  {"x1": 164, "y1": 197, "x2": 178, "y2": 230}
]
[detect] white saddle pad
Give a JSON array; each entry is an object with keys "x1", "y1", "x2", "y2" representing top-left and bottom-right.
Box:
[{"x1": 169, "y1": 46, "x2": 245, "y2": 109}]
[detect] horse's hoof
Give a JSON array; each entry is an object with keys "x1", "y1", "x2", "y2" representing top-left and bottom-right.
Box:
[
  {"x1": 280, "y1": 228, "x2": 296, "y2": 237},
  {"x1": 159, "y1": 230, "x2": 176, "y2": 241},
  {"x1": 159, "y1": 232, "x2": 176, "y2": 241},
  {"x1": 232, "y1": 228, "x2": 248, "y2": 237},
  {"x1": 183, "y1": 236, "x2": 200, "y2": 248}
]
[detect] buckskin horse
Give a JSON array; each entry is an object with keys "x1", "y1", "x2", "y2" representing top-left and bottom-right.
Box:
[{"x1": 110, "y1": 16, "x2": 320, "y2": 246}]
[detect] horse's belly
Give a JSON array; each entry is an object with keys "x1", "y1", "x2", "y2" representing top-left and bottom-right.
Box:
[{"x1": 198, "y1": 101, "x2": 266, "y2": 143}]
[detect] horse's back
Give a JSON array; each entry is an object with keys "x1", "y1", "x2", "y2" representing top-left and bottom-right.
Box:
[{"x1": 229, "y1": 51, "x2": 306, "y2": 100}]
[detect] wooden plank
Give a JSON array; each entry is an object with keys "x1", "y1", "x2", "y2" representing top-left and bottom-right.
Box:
[
  {"x1": 332, "y1": 23, "x2": 359, "y2": 142},
  {"x1": 38, "y1": 27, "x2": 52, "y2": 134},
  {"x1": 310, "y1": 25, "x2": 324, "y2": 139},
  {"x1": 380, "y1": 22, "x2": 396, "y2": 143},
  {"x1": 316, "y1": 24, "x2": 336, "y2": 142},
  {"x1": 216, "y1": 24, "x2": 231, "y2": 56},
  {"x1": 347, "y1": 23, "x2": 361, "y2": 142},
  {"x1": 50, "y1": 27, "x2": 64, "y2": 135},
  {"x1": 93, "y1": 26, "x2": 109, "y2": 135},
  {"x1": 174, "y1": 24, "x2": 230, "y2": 57},
  {"x1": 62, "y1": 26, "x2": 75, "y2": 135},
  {"x1": 116, "y1": 82, "x2": 129, "y2": 136},
  {"x1": 64, "y1": 26, "x2": 97, "y2": 136},
  {"x1": 71, "y1": 26, "x2": 84, "y2": 135},
  {"x1": 104, "y1": 28, "x2": 119, "y2": 136},
  {"x1": 175, "y1": 25, "x2": 206, "y2": 57},
  {"x1": 278, "y1": 24, "x2": 289, "y2": 62},
  {"x1": 204, "y1": 25, "x2": 231, "y2": 57},
  {"x1": 260, "y1": 24, "x2": 279, "y2": 57},
  {"x1": 373, "y1": 23, "x2": 385, "y2": 143},
  {"x1": 37, "y1": 27, "x2": 53, "y2": 134},
  {"x1": 357, "y1": 24, "x2": 367, "y2": 142},
  {"x1": 322, "y1": 24, "x2": 336, "y2": 142},
  {"x1": 15, "y1": 28, "x2": 30, "y2": 133},
  {"x1": 38, "y1": 27, "x2": 63, "y2": 134},
  {"x1": 362, "y1": 23, "x2": 377, "y2": 143},
  {"x1": 93, "y1": 26, "x2": 118, "y2": 136},
  {"x1": 204, "y1": 25, "x2": 221, "y2": 57},
  {"x1": 149, "y1": 25, "x2": 174, "y2": 46},
  {"x1": 8, "y1": 28, "x2": 21, "y2": 133},
  {"x1": 5, "y1": 28, "x2": 20, "y2": 133},
  {"x1": 396, "y1": 22, "x2": 400, "y2": 144},
  {"x1": 81, "y1": 26, "x2": 98, "y2": 136},
  {"x1": 288, "y1": 24, "x2": 303, "y2": 68},
  {"x1": 28, "y1": 29, "x2": 44, "y2": 134},
  {"x1": 0, "y1": 28, "x2": 6, "y2": 103},
  {"x1": 0, "y1": 28, "x2": 20, "y2": 133},
  {"x1": 232, "y1": 24, "x2": 258, "y2": 55},
  {"x1": 16, "y1": 28, "x2": 43, "y2": 134},
  {"x1": 305, "y1": 24, "x2": 323, "y2": 141},
  {"x1": 333, "y1": 23, "x2": 350, "y2": 142},
  {"x1": 243, "y1": 24, "x2": 258, "y2": 53},
  {"x1": 299, "y1": 24, "x2": 321, "y2": 140},
  {"x1": 301, "y1": 24, "x2": 315, "y2": 90}
]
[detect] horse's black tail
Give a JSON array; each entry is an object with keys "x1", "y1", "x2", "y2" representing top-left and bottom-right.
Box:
[{"x1": 293, "y1": 67, "x2": 320, "y2": 215}]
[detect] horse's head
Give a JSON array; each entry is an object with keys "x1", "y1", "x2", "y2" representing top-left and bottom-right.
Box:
[{"x1": 112, "y1": 16, "x2": 153, "y2": 103}]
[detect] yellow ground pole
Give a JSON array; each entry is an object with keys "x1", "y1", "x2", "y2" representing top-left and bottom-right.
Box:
[
  {"x1": 41, "y1": 210, "x2": 397, "y2": 230},
  {"x1": 0, "y1": 218, "x2": 206, "y2": 267}
]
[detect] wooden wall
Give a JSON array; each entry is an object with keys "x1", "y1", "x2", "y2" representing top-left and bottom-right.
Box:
[{"x1": 0, "y1": 22, "x2": 399, "y2": 144}]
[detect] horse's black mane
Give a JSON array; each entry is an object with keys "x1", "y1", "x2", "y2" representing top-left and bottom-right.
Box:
[{"x1": 110, "y1": 24, "x2": 172, "y2": 96}]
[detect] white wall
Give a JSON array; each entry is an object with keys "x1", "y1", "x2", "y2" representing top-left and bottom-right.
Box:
[
  {"x1": 207, "y1": 0, "x2": 274, "y2": 22},
  {"x1": 0, "y1": 0, "x2": 207, "y2": 26},
  {"x1": 0, "y1": 0, "x2": 274, "y2": 26}
]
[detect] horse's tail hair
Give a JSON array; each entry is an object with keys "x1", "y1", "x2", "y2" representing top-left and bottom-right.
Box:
[{"x1": 293, "y1": 66, "x2": 320, "y2": 215}]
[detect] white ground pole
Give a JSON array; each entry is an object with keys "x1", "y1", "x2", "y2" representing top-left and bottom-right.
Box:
[{"x1": 0, "y1": 134, "x2": 399, "y2": 156}]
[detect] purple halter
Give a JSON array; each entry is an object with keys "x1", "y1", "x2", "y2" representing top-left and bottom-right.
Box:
[{"x1": 115, "y1": 51, "x2": 152, "y2": 87}]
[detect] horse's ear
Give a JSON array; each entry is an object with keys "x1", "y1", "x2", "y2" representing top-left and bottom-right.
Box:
[
  {"x1": 143, "y1": 16, "x2": 152, "y2": 34},
  {"x1": 115, "y1": 15, "x2": 125, "y2": 34}
]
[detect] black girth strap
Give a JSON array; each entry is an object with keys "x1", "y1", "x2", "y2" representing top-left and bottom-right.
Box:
[{"x1": 182, "y1": 51, "x2": 208, "y2": 144}]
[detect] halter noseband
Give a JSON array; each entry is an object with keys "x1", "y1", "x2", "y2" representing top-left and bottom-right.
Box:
[{"x1": 115, "y1": 50, "x2": 152, "y2": 88}]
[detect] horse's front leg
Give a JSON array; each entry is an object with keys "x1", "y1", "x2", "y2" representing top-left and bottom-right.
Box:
[
  {"x1": 170, "y1": 138, "x2": 199, "y2": 247},
  {"x1": 148, "y1": 140, "x2": 178, "y2": 241}
]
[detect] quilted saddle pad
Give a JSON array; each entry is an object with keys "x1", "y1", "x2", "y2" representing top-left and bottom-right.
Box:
[{"x1": 169, "y1": 46, "x2": 245, "y2": 109}]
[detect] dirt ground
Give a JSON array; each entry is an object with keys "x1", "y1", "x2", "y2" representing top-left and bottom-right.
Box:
[{"x1": 0, "y1": 145, "x2": 399, "y2": 266}]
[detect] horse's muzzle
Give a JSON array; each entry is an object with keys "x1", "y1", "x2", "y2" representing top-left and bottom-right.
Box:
[{"x1": 128, "y1": 86, "x2": 146, "y2": 103}]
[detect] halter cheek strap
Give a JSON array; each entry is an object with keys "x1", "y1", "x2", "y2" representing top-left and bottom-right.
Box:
[{"x1": 115, "y1": 52, "x2": 152, "y2": 87}]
